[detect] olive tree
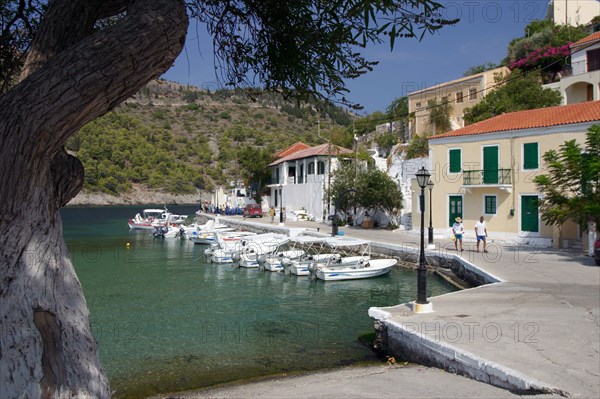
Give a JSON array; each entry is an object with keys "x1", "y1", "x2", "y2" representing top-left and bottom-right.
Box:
[{"x1": 0, "y1": 1, "x2": 455, "y2": 397}]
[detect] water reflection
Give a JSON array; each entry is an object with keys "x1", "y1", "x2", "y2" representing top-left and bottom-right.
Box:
[{"x1": 61, "y1": 206, "x2": 456, "y2": 398}]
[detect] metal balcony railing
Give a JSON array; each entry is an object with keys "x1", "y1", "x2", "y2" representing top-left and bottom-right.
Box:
[{"x1": 463, "y1": 169, "x2": 511, "y2": 185}]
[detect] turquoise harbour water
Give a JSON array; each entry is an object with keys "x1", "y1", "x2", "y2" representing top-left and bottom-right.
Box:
[{"x1": 62, "y1": 206, "x2": 456, "y2": 398}]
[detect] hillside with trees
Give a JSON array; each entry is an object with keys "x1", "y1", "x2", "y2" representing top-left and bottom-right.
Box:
[{"x1": 67, "y1": 79, "x2": 355, "y2": 198}]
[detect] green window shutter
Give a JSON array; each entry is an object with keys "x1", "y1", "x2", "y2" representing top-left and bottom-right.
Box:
[
  {"x1": 485, "y1": 196, "x2": 497, "y2": 214},
  {"x1": 523, "y1": 143, "x2": 538, "y2": 170},
  {"x1": 449, "y1": 149, "x2": 461, "y2": 173}
]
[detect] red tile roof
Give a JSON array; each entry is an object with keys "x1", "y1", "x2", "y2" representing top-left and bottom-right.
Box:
[
  {"x1": 571, "y1": 31, "x2": 600, "y2": 48},
  {"x1": 269, "y1": 143, "x2": 353, "y2": 166},
  {"x1": 429, "y1": 101, "x2": 600, "y2": 140},
  {"x1": 274, "y1": 142, "x2": 310, "y2": 158}
]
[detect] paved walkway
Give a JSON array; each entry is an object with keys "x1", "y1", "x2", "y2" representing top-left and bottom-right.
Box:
[{"x1": 167, "y1": 216, "x2": 599, "y2": 398}]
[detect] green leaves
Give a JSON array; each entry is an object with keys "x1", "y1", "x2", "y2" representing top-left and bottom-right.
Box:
[
  {"x1": 188, "y1": 0, "x2": 457, "y2": 108},
  {"x1": 74, "y1": 111, "x2": 209, "y2": 195},
  {"x1": 535, "y1": 125, "x2": 600, "y2": 230},
  {"x1": 375, "y1": 131, "x2": 398, "y2": 155},
  {"x1": 328, "y1": 162, "x2": 402, "y2": 216},
  {"x1": 404, "y1": 134, "x2": 428, "y2": 159},
  {"x1": 463, "y1": 69, "x2": 562, "y2": 124},
  {"x1": 427, "y1": 96, "x2": 452, "y2": 134}
]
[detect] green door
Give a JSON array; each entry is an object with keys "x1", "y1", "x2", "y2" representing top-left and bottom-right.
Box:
[
  {"x1": 521, "y1": 195, "x2": 539, "y2": 232},
  {"x1": 448, "y1": 196, "x2": 463, "y2": 227},
  {"x1": 483, "y1": 146, "x2": 499, "y2": 184}
]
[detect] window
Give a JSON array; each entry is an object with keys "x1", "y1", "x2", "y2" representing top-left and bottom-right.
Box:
[
  {"x1": 484, "y1": 195, "x2": 497, "y2": 214},
  {"x1": 587, "y1": 48, "x2": 600, "y2": 72},
  {"x1": 308, "y1": 162, "x2": 315, "y2": 175},
  {"x1": 416, "y1": 102, "x2": 422, "y2": 108},
  {"x1": 523, "y1": 142, "x2": 539, "y2": 170},
  {"x1": 468, "y1": 88, "x2": 477, "y2": 101},
  {"x1": 456, "y1": 91, "x2": 463, "y2": 103},
  {"x1": 449, "y1": 149, "x2": 461, "y2": 173},
  {"x1": 317, "y1": 161, "x2": 325, "y2": 175},
  {"x1": 274, "y1": 168, "x2": 280, "y2": 184}
]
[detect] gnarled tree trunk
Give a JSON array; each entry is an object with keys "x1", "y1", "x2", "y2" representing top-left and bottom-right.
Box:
[{"x1": 0, "y1": 1, "x2": 187, "y2": 397}]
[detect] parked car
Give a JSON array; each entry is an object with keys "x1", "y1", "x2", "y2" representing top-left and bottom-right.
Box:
[
  {"x1": 243, "y1": 204, "x2": 263, "y2": 218},
  {"x1": 594, "y1": 238, "x2": 600, "y2": 266}
]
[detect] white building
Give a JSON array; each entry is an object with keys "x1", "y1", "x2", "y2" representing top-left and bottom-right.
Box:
[
  {"x1": 267, "y1": 142, "x2": 353, "y2": 221},
  {"x1": 544, "y1": 31, "x2": 600, "y2": 104},
  {"x1": 387, "y1": 144, "x2": 430, "y2": 229},
  {"x1": 546, "y1": 0, "x2": 600, "y2": 26}
]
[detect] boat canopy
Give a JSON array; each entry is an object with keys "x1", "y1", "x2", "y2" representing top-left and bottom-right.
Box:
[
  {"x1": 143, "y1": 209, "x2": 168, "y2": 214},
  {"x1": 324, "y1": 236, "x2": 370, "y2": 248}
]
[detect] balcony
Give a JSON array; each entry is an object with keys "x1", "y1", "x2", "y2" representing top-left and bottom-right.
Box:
[{"x1": 461, "y1": 169, "x2": 512, "y2": 193}]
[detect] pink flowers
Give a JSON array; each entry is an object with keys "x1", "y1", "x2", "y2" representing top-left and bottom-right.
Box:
[{"x1": 509, "y1": 44, "x2": 571, "y2": 70}]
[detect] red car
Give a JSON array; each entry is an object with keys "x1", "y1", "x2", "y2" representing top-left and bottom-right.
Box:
[
  {"x1": 594, "y1": 238, "x2": 600, "y2": 266},
  {"x1": 243, "y1": 204, "x2": 263, "y2": 218}
]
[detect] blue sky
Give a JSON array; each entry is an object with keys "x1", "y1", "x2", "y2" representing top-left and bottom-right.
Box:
[{"x1": 162, "y1": 0, "x2": 550, "y2": 115}]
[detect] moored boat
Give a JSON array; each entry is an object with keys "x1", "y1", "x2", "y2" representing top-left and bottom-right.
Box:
[
  {"x1": 238, "y1": 233, "x2": 289, "y2": 268},
  {"x1": 294, "y1": 236, "x2": 397, "y2": 281},
  {"x1": 310, "y1": 258, "x2": 397, "y2": 281},
  {"x1": 263, "y1": 249, "x2": 305, "y2": 272},
  {"x1": 128, "y1": 208, "x2": 170, "y2": 230},
  {"x1": 189, "y1": 219, "x2": 235, "y2": 243},
  {"x1": 288, "y1": 253, "x2": 340, "y2": 276}
]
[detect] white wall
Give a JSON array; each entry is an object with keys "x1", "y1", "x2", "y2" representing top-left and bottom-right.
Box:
[
  {"x1": 572, "y1": 42, "x2": 599, "y2": 75},
  {"x1": 549, "y1": 0, "x2": 600, "y2": 26}
]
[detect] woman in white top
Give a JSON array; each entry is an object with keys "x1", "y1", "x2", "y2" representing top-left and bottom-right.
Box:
[{"x1": 452, "y1": 217, "x2": 464, "y2": 251}]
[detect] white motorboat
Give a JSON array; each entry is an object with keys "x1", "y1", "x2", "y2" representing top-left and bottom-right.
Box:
[
  {"x1": 263, "y1": 249, "x2": 305, "y2": 272},
  {"x1": 168, "y1": 214, "x2": 188, "y2": 225},
  {"x1": 238, "y1": 233, "x2": 289, "y2": 268},
  {"x1": 296, "y1": 236, "x2": 397, "y2": 281},
  {"x1": 191, "y1": 220, "x2": 236, "y2": 245},
  {"x1": 288, "y1": 253, "x2": 340, "y2": 276},
  {"x1": 281, "y1": 236, "x2": 344, "y2": 276},
  {"x1": 128, "y1": 208, "x2": 170, "y2": 230},
  {"x1": 205, "y1": 231, "x2": 271, "y2": 264},
  {"x1": 153, "y1": 224, "x2": 188, "y2": 239},
  {"x1": 206, "y1": 233, "x2": 251, "y2": 263},
  {"x1": 189, "y1": 220, "x2": 236, "y2": 244},
  {"x1": 310, "y1": 258, "x2": 397, "y2": 281}
]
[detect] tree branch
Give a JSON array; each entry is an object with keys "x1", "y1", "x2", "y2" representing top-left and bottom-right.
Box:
[
  {"x1": 98, "y1": 0, "x2": 129, "y2": 19},
  {"x1": 2, "y1": 0, "x2": 187, "y2": 159},
  {"x1": 19, "y1": 0, "x2": 106, "y2": 79},
  {"x1": 0, "y1": 0, "x2": 187, "y2": 221}
]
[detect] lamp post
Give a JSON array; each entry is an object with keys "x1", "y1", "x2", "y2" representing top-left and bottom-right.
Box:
[
  {"x1": 415, "y1": 167, "x2": 432, "y2": 313},
  {"x1": 427, "y1": 180, "x2": 434, "y2": 245},
  {"x1": 279, "y1": 185, "x2": 284, "y2": 225}
]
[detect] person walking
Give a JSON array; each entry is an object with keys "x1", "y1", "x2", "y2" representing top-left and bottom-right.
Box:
[
  {"x1": 475, "y1": 216, "x2": 488, "y2": 253},
  {"x1": 268, "y1": 206, "x2": 276, "y2": 223},
  {"x1": 452, "y1": 217, "x2": 464, "y2": 252}
]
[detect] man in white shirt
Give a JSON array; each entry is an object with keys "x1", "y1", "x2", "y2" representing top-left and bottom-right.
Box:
[
  {"x1": 475, "y1": 216, "x2": 488, "y2": 253},
  {"x1": 452, "y1": 217, "x2": 464, "y2": 252}
]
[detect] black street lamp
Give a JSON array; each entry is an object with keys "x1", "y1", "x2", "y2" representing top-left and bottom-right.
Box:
[
  {"x1": 427, "y1": 180, "x2": 434, "y2": 244},
  {"x1": 279, "y1": 185, "x2": 284, "y2": 224},
  {"x1": 415, "y1": 167, "x2": 431, "y2": 312}
]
